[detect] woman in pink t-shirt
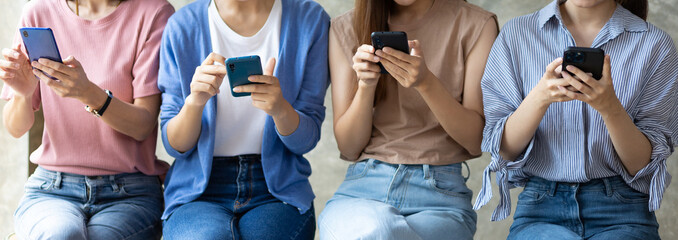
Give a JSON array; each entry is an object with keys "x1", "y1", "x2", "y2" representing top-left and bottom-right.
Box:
[{"x1": 0, "y1": 0, "x2": 173, "y2": 239}]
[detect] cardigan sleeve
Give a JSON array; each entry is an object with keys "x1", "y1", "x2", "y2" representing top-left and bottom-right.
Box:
[
  {"x1": 157, "y1": 20, "x2": 197, "y2": 158},
  {"x1": 276, "y1": 9, "x2": 331, "y2": 155}
]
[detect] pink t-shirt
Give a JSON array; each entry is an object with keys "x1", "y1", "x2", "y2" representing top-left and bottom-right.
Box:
[{"x1": 1, "y1": 0, "x2": 174, "y2": 176}]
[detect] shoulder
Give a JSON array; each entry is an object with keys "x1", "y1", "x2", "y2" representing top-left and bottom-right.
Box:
[
  {"x1": 20, "y1": 0, "x2": 57, "y2": 21},
  {"x1": 331, "y1": 9, "x2": 353, "y2": 30},
  {"x1": 284, "y1": 0, "x2": 330, "y2": 24},
  {"x1": 456, "y1": 0, "x2": 496, "y2": 22},
  {"x1": 496, "y1": 11, "x2": 541, "y2": 44},
  {"x1": 164, "y1": 0, "x2": 208, "y2": 37},
  {"x1": 644, "y1": 24, "x2": 677, "y2": 51},
  {"x1": 130, "y1": 0, "x2": 174, "y2": 14}
]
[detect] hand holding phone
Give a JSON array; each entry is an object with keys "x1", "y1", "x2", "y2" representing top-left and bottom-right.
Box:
[
  {"x1": 562, "y1": 47, "x2": 604, "y2": 80},
  {"x1": 0, "y1": 43, "x2": 37, "y2": 98},
  {"x1": 188, "y1": 53, "x2": 228, "y2": 106},
  {"x1": 225, "y1": 55, "x2": 263, "y2": 97},
  {"x1": 371, "y1": 31, "x2": 409, "y2": 74},
  {"x1": 232, "y1": 57, "x2": 291, "y2": 118}
]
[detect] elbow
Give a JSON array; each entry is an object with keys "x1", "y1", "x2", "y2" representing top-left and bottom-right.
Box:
[
  {"x1": 467, "y1": 147, "x2": 483, "y2": 157},
  {"x1": 131, "y1": 130, "x2": 152, "y2": 142},
  {"x1": 7, "y1": 128, "x2": 27, "y2": 139},
  {"x1": 337, "y1": 142, "x2": 362, "y2": 161}
]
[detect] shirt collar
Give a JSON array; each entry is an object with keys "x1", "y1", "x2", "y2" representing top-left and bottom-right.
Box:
[{"x1": 538, "y1": 0, "x2": 648, "y2": 34}]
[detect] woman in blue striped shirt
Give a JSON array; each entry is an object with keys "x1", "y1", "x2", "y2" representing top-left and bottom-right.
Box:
[{"x1": 476, "y1": 0, "x2": 677, "y2": 239}]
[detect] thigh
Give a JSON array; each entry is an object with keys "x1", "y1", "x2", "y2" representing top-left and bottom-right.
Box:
[
  {"x1": 163, "y1": 201, "x2": 236, "y2": 240},
  {"x1": 87, "y1": 199, "x2": 163, "y2": 240},
  {"x1": 237, "y1": 202, "x2": 315, "y2": 240},
  {"x1": 508, "y1": 223, "x2": 582, "y2": 240},
  {"x1": 318, "y1": 198, "x2": 423, "y2": 240},
  {"x1": 14, "y1": 193, "x2": 87, "y2": 240},
  {"x1": 586, "y1": 226, "x2": 659, "y2": 240},
  {"x1": 405, "y1": 210, "x2": 475, "y2": 240}
]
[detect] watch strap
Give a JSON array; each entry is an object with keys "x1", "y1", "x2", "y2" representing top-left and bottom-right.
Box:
[{"x1": 97, "y1": 89, "x2": 113, "y2": 117}]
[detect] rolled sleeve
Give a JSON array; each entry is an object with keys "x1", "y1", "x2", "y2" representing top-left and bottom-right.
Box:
[{"x1": 473, "y1": 31, "x2": 534, "y2": 221}]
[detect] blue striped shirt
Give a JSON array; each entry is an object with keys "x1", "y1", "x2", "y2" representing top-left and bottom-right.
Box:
[{"x1": 474, "y1": 0, "x2": 678, "y2": 221}]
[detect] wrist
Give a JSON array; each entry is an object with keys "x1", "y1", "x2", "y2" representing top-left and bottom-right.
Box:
[
  {"x1": 599, "y1": 101, "x2": 626, "y2": 121},
  {"x1": 80, "y1": 83, "x2": 107, "y2": 110},
  {"x1": 413, "y1": 70, "x2": 435, "y2": 93},
  {"x1": 526, "y1": 90, "x2": 551, "y2": 110}
]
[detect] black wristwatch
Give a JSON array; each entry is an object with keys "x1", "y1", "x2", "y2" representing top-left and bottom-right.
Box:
[{"x1": 85, "y1": 89, "x2": 113, "y2": 118}]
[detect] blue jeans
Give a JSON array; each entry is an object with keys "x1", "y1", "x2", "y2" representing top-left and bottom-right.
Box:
[
  {"x1": 508, "y1": 176, "x2": 660, "y2": 240},
  {"x1": 319, "y1": 159, "x2": 477, "y2": 240},
  {"x1": 14, "y1": 167, "x2": 164, "y2": 240},
  {"x1": 163, "y1": 155, "x2": 316, "y2": 240}
]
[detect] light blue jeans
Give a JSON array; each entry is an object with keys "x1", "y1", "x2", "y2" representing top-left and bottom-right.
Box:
[
  {"x1": 14, "y1": 167, "x2": 164, "y2": 240},
  {"x1": 319, "y1": 159, "x2": 477, "y2": 240}
]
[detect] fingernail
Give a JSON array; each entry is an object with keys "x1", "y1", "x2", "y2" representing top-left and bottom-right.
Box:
[
  {"x1": 233, "y1": 87, "x2": 240, "y2": 92},
  {"x1": 13, "y1": 63, "x2": 19, "y2": 68},
  {"x1": 32, "y1": 69, "x2": 38, "y2": 74},
  {"x1": 8, "y1": 72, "x2": 14, "y2": 77},
  {"x1": 31, "y1": 62, "x2": 37, "y2": 67},
  {"x1": 383, "y1": 48, "x2": 390, "y2": 53},
  {"x1": 13, "y1": 52, "x2": 19, "y2": 58},
  {"x1": 373, "y1": 56, "x2": 380, "y2": 61}
]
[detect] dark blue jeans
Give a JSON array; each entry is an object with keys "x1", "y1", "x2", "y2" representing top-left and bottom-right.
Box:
[
  {"x1": 163, "y1": 155, "x2": 316, "y2": 240},
  {"x1": 508, "y1": 176, "x2": 660, "y2": 240}
]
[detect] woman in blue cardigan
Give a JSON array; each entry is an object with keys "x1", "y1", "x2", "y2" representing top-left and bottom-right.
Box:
[{"x1": 157, "y1": 0, "x2": 329, "y2": 239}]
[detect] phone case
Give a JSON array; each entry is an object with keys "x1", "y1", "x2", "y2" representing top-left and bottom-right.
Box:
[
  {"x1": 20, "y1": 28, "x2": 62, "y2": 63},
  {"x1": 225, "y1": 55, "x2": 263, "y2": 97},
  {"x1": 371, "y1": 31, "x2": 409, "y2": 74},
  {"x1": 562, "y1": 47, "x2": 605, "y2": 80}
]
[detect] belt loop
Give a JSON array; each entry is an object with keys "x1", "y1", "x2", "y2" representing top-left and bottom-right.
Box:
[
  {"x1": 423, "y1": 165, "x2": 430, "y2": 179},
  {"x1": 548, "y1": 180, "x2": 557, "y2": 197},
  {"x1": 367, "y1": 159, "x2": 376, "y2": 168},
  {"x1": 462, "y1": 162, "x2": 470, "y2": 182},
  {"x1": 54, "y1": 172, "x2": 62, "y2": 189},
  {"x1": 109, "y1": 175, "x2": 120, "y2": 192},
  {"x1": 602, "y1": 177, "x2": 612, "y2": 197}
]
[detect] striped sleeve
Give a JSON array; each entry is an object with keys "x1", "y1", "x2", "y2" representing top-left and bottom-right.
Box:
[
  {"x1": 473, "y1": 30, "x2": 536, "y2": 221},
  {"x1": 623, "y1": 37, "x2": 678, "y2": 212}
]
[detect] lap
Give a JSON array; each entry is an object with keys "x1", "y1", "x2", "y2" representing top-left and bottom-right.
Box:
[
  {"x1": 163, "y1": 201, "x2": 236, "y2": 240},
  {"x1": 88, "y1": 201, "x2": 163, "y2": 240},
  {"x1": 238, "y1": 202, "x2": 315, "y2": 240},
  {"x1": 14, "y1": 194, "x2": 87, "y2": 240},
  {"x1": 508, "y1": 223, "x2": 583, "y2": 240}
]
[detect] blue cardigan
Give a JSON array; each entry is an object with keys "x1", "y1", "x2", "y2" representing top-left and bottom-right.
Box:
[{"x1": 157, "y1": 0, "x2": 330, "y2": 219}]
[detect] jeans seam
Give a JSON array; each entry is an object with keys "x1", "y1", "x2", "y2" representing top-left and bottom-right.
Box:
[
  {"x1": 121, "y1": 221, "x2": 160, "y2": 240},
  {"x1": 290, "y1": 211, "x2": 313, "y2": 240},
  {"x1": 230, "y1": 214, "x2": 237, "y2": 240},
  {"x1": 319, "y1": 215, "x2": 340, "y2": 240}
]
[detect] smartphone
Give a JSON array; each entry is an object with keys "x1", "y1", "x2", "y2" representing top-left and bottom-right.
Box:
[
  {"x1": 20, "y1": 28, "x2": 63, "y2": 80},
  {"x1": 562, "y1": 47, "x2": 604, "y2": 80},
  {"x1": 371, "y1": 31, "x2": 409, "y2": 74},
  {"x1": 225, "y1": 55, "x2": 263, "y2": 97}
]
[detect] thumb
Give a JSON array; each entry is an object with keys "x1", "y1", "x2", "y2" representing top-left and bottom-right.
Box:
[
  {"x1": 409, "y1": 40, "x2": 422, "y2": 57},
  {"x1": 602, "y1": 55, "x2": 612, "y2": 80},
  {"x1": 264, "y1": 57, "x2": 276, "y2": 76},
  {"x1": 63, "y1": 56, "x2": 80, "y2": 67}
]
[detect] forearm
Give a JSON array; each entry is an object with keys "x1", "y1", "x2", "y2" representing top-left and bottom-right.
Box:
[
  {"x1": 2, "y1": 95, "x2": 35, "y2": 138},
  {"x1": 334, "y1": 84, "x2": 376, "y2": 160},
  {"x1": 500, "y1": 92, "x2": 549, "y2": 160},
  {"x1": 601, "y1": 103, "x2": 652, "y2": 176},
  {"x1": 166, "y1": 95, "x2": 205, "y2": 153},
  {"x1": 272, "y1": 102, "x2": 300, "y2": 136},
  {"x1": 416, "y1": 75, "x2": 484, "y2": 155}
]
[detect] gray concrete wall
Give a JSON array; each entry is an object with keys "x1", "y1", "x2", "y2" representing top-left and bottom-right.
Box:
[{"x1": 1, "y1": 0, "x2": 677, "y2": 239}]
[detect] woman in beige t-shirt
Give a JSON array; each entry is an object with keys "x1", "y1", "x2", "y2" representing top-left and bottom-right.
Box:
[{"x1": 318, "y1": 0, "x2": 497, "y2": 239}]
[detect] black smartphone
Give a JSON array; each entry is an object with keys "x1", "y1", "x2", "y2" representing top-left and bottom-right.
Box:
[
  {"x1": 562, "y1": 47, "x2": 605, "y2": 80},
  {"x1": 371, "y1": 31, "x2": 409, "y2": 74},
  {"x1": 225, "y1": 55, "x2": 263, "y2": 97}
]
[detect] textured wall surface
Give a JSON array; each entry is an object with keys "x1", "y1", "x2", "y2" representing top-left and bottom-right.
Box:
[{"x1": 1, "y1": 0, "x2": 677, "y2": 239}]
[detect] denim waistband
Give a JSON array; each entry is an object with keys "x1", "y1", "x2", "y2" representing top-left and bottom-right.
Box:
[
  {"x1": 34, "y1": 166, "x2": 159, "y2": 187},
  {"x1": 526, "y1": 176, "x2": 632, "y2": 196},
  {"x1": 213, "y1": 154, "x2": 261, "y2": 162},
  {"x1": 363, "y1": 159, "x2": 470, "y2": 181}
]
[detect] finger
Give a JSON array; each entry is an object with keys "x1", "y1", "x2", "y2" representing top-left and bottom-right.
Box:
[
  {"x1": 202, "y1": 52, "x2": 227, "y2": 66},
  {"x1": 198, "y1": 65, "x2": 228, "y2": 75},
  {"x1": 381, "y1": 58, "x2": 408, "y2": 84},
  {"x1": 0, "y1": 59, "x2": 20, "y2": 70},
  {"x1": 0, "y1": 70, "x2": 15, "y2": 79},
  {"x1": 602, "y1": 55, "x2": 612, "y2": 81},
  {"x1": 354, "y1": 50, "x2": 380, "y2": 63},
  {"x1": 380, "y1": 46, "x2": 414, "y2": 63},
  {"x1": 248, "y1": 75, "x2": 276, "y2": 84},
  {"x1": 564, "y1": 65, "x2": 598, "y2": 88},
  {"x1": 2, "y1": 48, "x2": 21, "y2": 61},
  {"x1": 544, "y1": 58, "x2": 563, "y2": 78},
  {"x1": 358, "y1": 44, "x2": 376, "y2": 54},
  {"x1": 233, "y1": 84, "x2": 270, "y2": 94},
  {"x1": 250, "y1": 92, "x2": 270, "y2": 102},
  {"x1": 409, "y1": 40, "x2": 422, "y2": 57},
  {"x1": 354, "y1": 62, "x2": 381, "y2": 73},
  {"x1": 33, "y1": 69, "x2": 64, "y2": 90},
  {"x1": 376, "y1": 49, "x2": 409, "y2": 69},
  {"x1": 264, "y1": 58, "x2": 276, "y2": 76},
  {"x1": 558, "y1": 85, "x2": 585, "y2": 101},
  {"x1": 31, "y1": 61, "x2": 70, "y2": 81},
  {"x1": 561, "y1": 71, "x2": 593, "y2": 96},
  {"x1": 194, "y1": 74, "x2": 222, "y2": 93},
  {"x1": 38, "y1": 58, "x2": 75, "y2": 76},
  {"x1": 357, "y1": 71, "x2": 380, "y2": 81},
  {"x1": 192, "y1": 81, "x2": 218, "y2": 96},
  {"x1": 62, "y1": 56, "x2": 82, "y2": 71}
]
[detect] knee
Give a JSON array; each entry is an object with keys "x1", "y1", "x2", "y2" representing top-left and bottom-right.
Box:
[{"x1": 319, "y1": 200, "x2": 404, "y2": 240}]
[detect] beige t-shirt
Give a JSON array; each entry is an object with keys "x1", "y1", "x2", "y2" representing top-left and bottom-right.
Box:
[{"x1": 331, "y1": 0, "x2": 497, "y2": 165}]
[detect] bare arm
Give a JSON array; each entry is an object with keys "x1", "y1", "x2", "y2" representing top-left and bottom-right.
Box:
[
  {"x1": 331, "y1": 29, "x2": 382, "y2": 160},
  {"x1": 414, "y1": 20, "x2": 498, "y2": 156},
  {"x1": 1, "y1": 45, "x2": 39, "y2": 138}
]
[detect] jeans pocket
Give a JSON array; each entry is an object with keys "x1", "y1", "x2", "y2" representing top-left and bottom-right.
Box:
[
  {"x1": 344, "y1": 160, "x2": 370, "y2": 181},
  {"x1": 428, "y1": 168, "x2": 472, "y2": 198},
  {"x1": 517, "y1": 188, "x2": 548, "y2": 205},
  {"x1": 612, "y1": 187, "x2": 649, "y2": 204},
  {"x1": 120, "y1": 177, "x2": 163, "y2": 197},
  {"x1": 24, "y1": 175, "x2": 52, "y2": 192}
]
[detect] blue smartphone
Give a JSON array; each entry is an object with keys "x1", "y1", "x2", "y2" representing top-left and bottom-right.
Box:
[
  {"x1": 20, "y1": 28, "x2": 62, "y2": 80},
  {"x1": 225, "y1": 55, "x2": 263, "y2": 97},
  {"x1": 20, "y1": 28, "x2": 62, "y2": 63}
]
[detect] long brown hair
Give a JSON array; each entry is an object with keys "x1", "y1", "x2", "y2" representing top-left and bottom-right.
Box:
[
  {"x1": 353, "y1": 0, "x2": 393, "y2": 102},
  {"x1": 559, "y1": 0, "x2": 648, "y2": 20}
]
